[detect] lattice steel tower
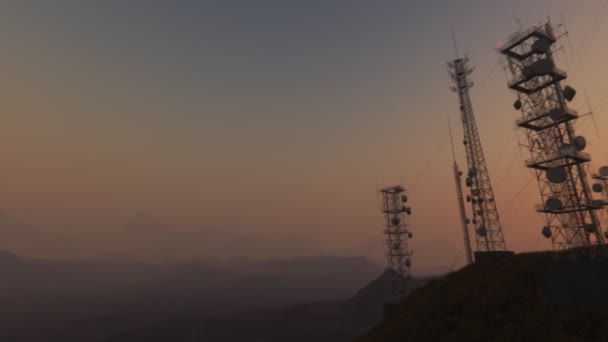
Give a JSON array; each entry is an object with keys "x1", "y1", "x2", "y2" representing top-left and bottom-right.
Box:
[
  {"x1": 379, "y1": 185, "x2": 413, "y2": 301},
  {"x1": 448, "y1": 57, "x2": 507, "y2": 252},
  {"x1": 499, "y1": 20, "x2": 605, "y2": 251}
]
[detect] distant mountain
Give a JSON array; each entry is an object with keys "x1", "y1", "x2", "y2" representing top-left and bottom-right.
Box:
[
  {"x1": 0, "y1": 252, "x2": 385, "y2": 341},
  {"x1": 0, "y1": 209, "x2": 76, "y2": 258},
  {"x1": 90, "y1": 269, "x2": 430, "y2": 342}
]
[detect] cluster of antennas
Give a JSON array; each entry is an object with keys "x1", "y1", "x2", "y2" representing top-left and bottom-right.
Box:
[
  {"x1": 462, "y1": 166, "x2": 495, "y2": 237},
  {"x1": 500, "y1": 21, "x2": 605, "y2": 248},
  {"x1": 379, "y1": 185, "x2": 414, "y2": 300}
]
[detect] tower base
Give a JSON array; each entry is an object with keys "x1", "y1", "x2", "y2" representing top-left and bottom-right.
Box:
[{"x1": 474, "y1": 251, "x2": 515, "y2": 263}]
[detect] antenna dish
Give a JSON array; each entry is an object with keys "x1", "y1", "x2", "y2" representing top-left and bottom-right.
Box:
[
  {"x1": 391, "y1": 217, "x2": 400, "y2": 226},
  {"x1": 541, "y1": 226, "x2": 552, "y2": 238},
  {"x1": 392, "y1": 242, "x2": 401, "y2": 250},
  {"x1": 549, "y1": 108, "x2": 566, "y2": 121},
  {"x1": 405, "y1": 259, "x2": 412, "y2": 267},
  {"x1": 466, "y1": 195, "x2": 471, "y2": 202},
  {"x1": 476, "y1": 225, "x2": 487, "y2": 237},
  {"x1": 524, "y1": 58, "x2": 552, "y2": 77},
  {"x1": 592, "y1": 183, "x2": 604, "y2": 193},
  {"x1": 573, "y1": 136, "x2": 587, "y2": 151},
  {"x1": 406, "y1": 207, "x2": 412, "y2": 215},
  {"x1": 513, "y1": 99, "x2": 522, "y2": 110},
  {"x1": 401, "y1": 195, "x2": 408, "y2": 203},
  {"x1": 532, "y1": 38, "x2": 551, "y2": 54},
  {"x1": 563, "y1": 85, "x2": 576, "y2": 101},
  {"x1": 466, "y1": 178, "x2": 473, "y2": 187},
  {"x1": 472, "y1": 189, "x2": 480, "y2": 196},
  {"x1": 558, "y1": 143, "x2": 576, "y2": 156},
  {"x1": 545, "y1": 197, "x2": 563, "y2": 210},
  {"x1": 546, "y1": 166, "x2": 567, "y2": 184},
  {"x1": 584, "y1": 224, "x2": 597, "y2": 233},
  {"x1": 408, "y1": 232, "x2": 413, "y2": 239},
  {"x1": 468, "y1": 167, "x2": 477, "y2": 177},
  {"x1": 599, "y1": 166, "x2": 608, "y2": 177}
]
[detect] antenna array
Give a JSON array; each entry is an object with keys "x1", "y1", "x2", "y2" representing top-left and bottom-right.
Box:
[
  {"x1": 499, "y1": 20, "x2": 605, "y2": 252},
  {"x1": 447, "y1": 56, "x2": 507, "y2": 252},
  {"x1": 379, "y1": 185, "x2": 413, "y2": 301}
]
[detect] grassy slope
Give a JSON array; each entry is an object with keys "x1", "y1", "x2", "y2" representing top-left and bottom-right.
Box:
[{"x1": 360, "y1": 251, "x2": 608, "y2": 342}]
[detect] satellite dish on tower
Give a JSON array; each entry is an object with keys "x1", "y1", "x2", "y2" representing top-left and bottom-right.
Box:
[
  {"x1": 541, "y1": 226, "x2": 552, "y2": 238},
  {"x1": 558, "y1": 143, "x2": 576, "y2": 156},
  {"x1": 391, "y1": 217, "x2": 400, "y2": 226},
  {"x1": 546, "y1": 166, "x2": 567, "y2": 184},
  {"x1": 401, "y1": 195, "x2": 408, "y2": 203},
  {"x1": 599, "y1": 166, "x2": 608, "y2": 177},
  {"x1": 592, "y1": 183, "x2": 604, "y2": 193},
  {"x1": 513, "y1": 99, "x2": 522, "y2": 110},
  {"x1": 526, "y1": 58, "x2": 553, "y2": 77},
  {"x1": 549, "y1": 108, "x2": 566, "y2": 121},
  {"x1": 476, "y1": 225, "x2": 487, "y2": 237},
  {"x1": 532, "y1": 38, "x2": 551, "y2": 54},
  {"x1": 545, "y1": 197, "x2": 563, "y2": 210},
  {"x1": 573, "y1": 136, "x2": 587, "y2": 151},
  {"x1": 563, "y1": 85, "x2": 576, "y2": 101}
]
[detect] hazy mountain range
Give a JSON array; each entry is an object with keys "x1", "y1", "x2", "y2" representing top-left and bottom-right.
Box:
[{"x1": 0, "y1": 251, "x2": 396, "y2": 341}]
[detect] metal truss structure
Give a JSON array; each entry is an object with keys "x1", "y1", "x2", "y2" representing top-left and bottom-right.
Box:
[
  {"x1": 499, "y1": 21, "x2": 605, "y2": 252},
  {"x1": 380, "y1": 185, "x2": 413, "y2": 301},
  {"x1": 448, "y1": 57, "x2": 507, "y2": 252}
]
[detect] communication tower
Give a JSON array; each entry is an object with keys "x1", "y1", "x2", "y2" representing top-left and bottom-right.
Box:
[
  {"x1": 379, "y1": 185, "x2": 413, "y2": 301},
  {"x1": 499, "y1": 20, "x2": 605, "y2": 251},
  {"x1": 447, "y1": 54, "x2": 507, "y2": 252}
]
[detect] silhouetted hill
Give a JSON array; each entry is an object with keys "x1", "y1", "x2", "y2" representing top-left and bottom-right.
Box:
[{"x1": 360, "y1": 250, "x2": 608, "y2": 342}]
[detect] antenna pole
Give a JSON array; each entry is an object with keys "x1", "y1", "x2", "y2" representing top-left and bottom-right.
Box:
[
  {"x1": 584, "y1": 88, "x2": 601, "y2": 138},
  {"x1": 449, "y1": 118, "x2": 474, "y2": 264},
  {"x1": 448, "y1": 117, "x2": 457, "y2": 161},
  {"x1": 448, "y1": 47, "x2": 507, "y2": 252},
  {"x1": 451, "y1": 28, "x2": 460, "y2": 58}
]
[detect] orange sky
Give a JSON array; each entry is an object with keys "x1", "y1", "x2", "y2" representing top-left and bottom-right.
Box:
[{"x1": 0, "y1": 1, "x2": 607, "y2": 271}]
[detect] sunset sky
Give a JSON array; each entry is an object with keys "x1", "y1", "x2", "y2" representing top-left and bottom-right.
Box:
[{"x1": 1, "y1": 0, "x2": 608, "y2": 270}]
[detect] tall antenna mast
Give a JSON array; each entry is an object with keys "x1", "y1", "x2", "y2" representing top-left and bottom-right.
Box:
[
  {"x1": 379, "y1": 184, "x2": 413, "y2": 301},
  {"x1": 499, "y1": 20, "x2": 605, "y2": 253},
  {"x1": 449, "y1": 118, "x2": 474, "y2": 264},
  {"x1": 451, "y1": 28, "x2": 460, "y2": 58},
  {"x1": 447, "y1": 52, "x2": 508, "y2": 252}
]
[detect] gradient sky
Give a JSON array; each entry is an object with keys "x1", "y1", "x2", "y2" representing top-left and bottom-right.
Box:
[{"x1": 1, "y1": 0, "x2": 608, "y2": 270}]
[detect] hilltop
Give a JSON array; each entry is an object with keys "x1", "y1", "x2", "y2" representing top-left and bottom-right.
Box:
[{"x1": 360, "y1": 250, "x2": 608, "y2": 342}]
